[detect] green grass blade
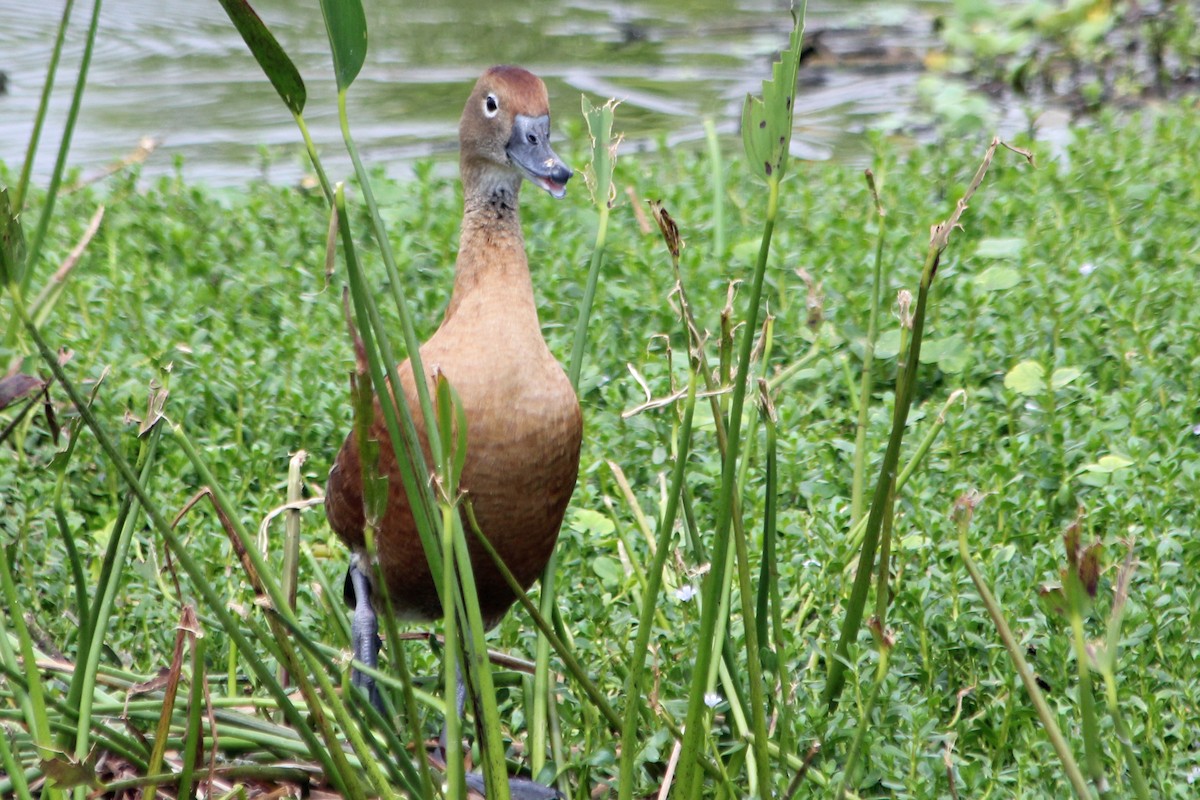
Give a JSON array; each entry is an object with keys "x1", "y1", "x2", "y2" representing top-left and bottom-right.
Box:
[
  {"x1": 335, "y1": 184, "x2": 443, "y2": 586},
  {"x1": 12, "y1": 0, "x2": 75, "y2": 212},
  {"x1": 319, "y1": 0, "x2": 368, "y2": 92},
  {"x1": 954, "y1": 494, "x2": 1091, "y2": 799},
  {"x1": 704, "y1": 118, "x2": 726, "y2": 257},
  {"x1": 214, "y1": 0, "x2": 306, "y2": 115},
  {"x1": 0, "y1": 542, "x2": 61, "y2": 800},
  {"x1": 617, "y1": 370, "x2": 697, "y2": 799},
  {"x1": 569, "y1": 97, "x2": 616, "y2": 387},
  {"x1": 850, "y1": 169, "x2": 888, "y2": 525},
  {"x1": 1, "y1": 187, "x2": 27, "y2": 287},
  {"x1": 334, "y1": 186, "x2": 440, "y2": 796},
  {"x1": 22, "y1": 0, "x2": 102, "y2": 297},
  {"x1": 79, "y1": 422, "x2": 162, "y2": 782},
  {"x1": 169, "y1": 422, "x2": 400, "y2": 799},
  {"x1": 433, "y1": 374, "x2": 466, "y2": 800},
  {"x1": 0, "y1": 709, "x2": 33, "y2": 799},
  {"x1": 530, "y1": 95, "x2": 618, "y2": 781},
  {"x1": 177, "y1": 629, "x2": 206, "y2": 800},
  {"x1": 825, "y1": 139, "x2": 1017, "y2": 711},
  {"x1": 8, "y1": 284, "x2": 360, "y2": 795}
]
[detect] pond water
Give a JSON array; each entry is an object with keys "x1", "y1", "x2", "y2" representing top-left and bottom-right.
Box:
[{"x1": 0, "y1": 1, "x2": 950, "y2": 187}]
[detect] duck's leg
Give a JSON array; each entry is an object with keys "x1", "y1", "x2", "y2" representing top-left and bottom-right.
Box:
[
  {"x1": 442, "y1": 664, "x2": 562, "y2": 800},
  {"x1": 344, "y1": 555, "x2": 383, "y2": 710}
]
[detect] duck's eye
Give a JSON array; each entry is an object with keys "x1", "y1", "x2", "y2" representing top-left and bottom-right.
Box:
[{"x1": 483, "y1": 94, "x2": 499, "y2": 117}]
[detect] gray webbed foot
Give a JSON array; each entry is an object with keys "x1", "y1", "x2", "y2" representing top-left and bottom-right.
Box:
[{"x1": 344, "y1": 556, "x2": 382, "y2": 710}]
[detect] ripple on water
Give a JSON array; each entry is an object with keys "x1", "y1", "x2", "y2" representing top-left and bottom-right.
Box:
[{"x1": 0, "y1": 0, "x2": 947, "y2": 187}]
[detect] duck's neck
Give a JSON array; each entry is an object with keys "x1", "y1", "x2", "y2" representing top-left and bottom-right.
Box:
[{"x1": 443, "y1": 167, "x2": 537, "y2": 325}]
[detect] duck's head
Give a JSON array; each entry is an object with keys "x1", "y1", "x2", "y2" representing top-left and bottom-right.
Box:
[{"x1": 459, "y1": 65, "x2": 572, "y2": 200}]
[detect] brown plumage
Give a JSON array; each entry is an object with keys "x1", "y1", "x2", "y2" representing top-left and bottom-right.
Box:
[{"x1": 325, "y1": 66, "x2": 581, "y2": 630}]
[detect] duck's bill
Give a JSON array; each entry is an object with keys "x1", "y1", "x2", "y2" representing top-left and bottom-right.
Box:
[
  {"x1": 508, "y1": 114, "x2": 572, "y2": 199},
  {"x1": 527, "y1": 171, "x2": 569, "y2": 199}
]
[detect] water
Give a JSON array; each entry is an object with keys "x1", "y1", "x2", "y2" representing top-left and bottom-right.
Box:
[{"x1": 0, "y1": 1, "x2": 943, "y2": 187}]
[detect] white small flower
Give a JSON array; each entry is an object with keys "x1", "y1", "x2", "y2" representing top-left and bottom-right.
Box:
[
  {"x1": 1078, "y1": 262, "x2": 1096, "y2": 276},
  {"x1": 1192, "y1": 423, "x2": 1200, "y2": 436},
  {"x1": 703, "y1": 692, "x2": 722, "y2": 709},
  {"x1": 1186, "y1": 765, "x2": 1200, "y2": 784},
  {"x1": 675, "y1": 585, "x2": 697, "y2": 602},
  {"x1": 803, "y1": 558, "x2": 821, "y2": 569}
]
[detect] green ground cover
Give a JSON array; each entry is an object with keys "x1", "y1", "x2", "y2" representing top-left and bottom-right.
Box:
[{"x1": 4, "y1": 98, "x2": 1200, "y2": 796}]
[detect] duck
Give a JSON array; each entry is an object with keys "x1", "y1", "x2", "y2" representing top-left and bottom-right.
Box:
[{"x1": 324, "y1": 65, "x2": 582, "y2": 795}]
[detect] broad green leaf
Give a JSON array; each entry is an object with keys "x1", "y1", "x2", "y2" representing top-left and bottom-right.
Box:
[
  {"x1": 731, "y1": 238, "x2": 759, "y2": 261},
  {"x1": 215, "y1": 0, "x2": 306, "y2": 115},
  {"x1": 975, "y1": 237, "x2": 1025, "y2": 259},
  {"x1": 0, "y1": 186, "x2": 26, "y2": 285},
  {"x1": 973, "y1": 265, "x2": 1020, "y2": 291},
  {"x1": 1004, "y1": 360, "x2": 1044, "y2": 396},
  {"x1": 874, "y1": 328, "x2": 902, "y2": 360},
  {"x1": 741, "y1": 5, "x2": 805, "y2": 182},
  {"x1": 319, "y1": 0, "x2": 368, "y2": 91},
  {"x1": 570, "y1": 508, "x2": 614, "y2": 537},
  {"x1": 920, "y1": 333, "x2": 969, "y2": 373},
  {"x1": 592, "y1": 555, "x2": 624, "y2": 591},
  {"x1": 1050, "y1": 366, "x2": 1083, "y2": 390},
  {"x1": 1083, "y1": 454, "x2": 1135, "y2": 474}
]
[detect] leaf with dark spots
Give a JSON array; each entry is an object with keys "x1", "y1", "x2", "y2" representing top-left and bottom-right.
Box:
[
  {"x1": 0, "y1": 373, "x2": 44, "y2": 410},
  {"x1": 741, "y1": 8, "x2": 804, "y2": 182},
  {"x1": 215, "y1": 0, "x2": 306, "y2": 115}
]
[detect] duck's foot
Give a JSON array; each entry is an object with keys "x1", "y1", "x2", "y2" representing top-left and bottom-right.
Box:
[
  {"x1": 344, "y1": 557, "x2": 383, "y2": 710},
  {"x1": 442, "y1": 667, "x2": 563, "y2": 799},
  {"x1": 462, "y1": 772, "x2": 563, "y2": 800}
]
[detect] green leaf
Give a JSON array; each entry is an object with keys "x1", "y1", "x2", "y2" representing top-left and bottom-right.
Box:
[
  {"x1": 741, "y1": 5, "x2": 805, "y2": 181},
  {"x1": 351, "y1": 372, "x2": 388, "y2": 526},
  {"x1": 1004, "y1": 360, "x2": 1044, "y2": 396},
  {"x1": 0, "y1": 186, "x2": 26, "y2": 286},
  {"x1": 973, "y1": 265, "x2": 1021, "y2": 291},
  {"x1": 215, "y1": 0, "x2": 306, "y2": 115},
  {"x1": 319, "y1": 0, "x2": 368, "y2": 92},
  {"x1": 1050, "y1": 366, "x2": 1083, "y2": 390},
  {"x1": 592, "y1": 555, "x2": 624, "y2": 591},
  {"x1": 975, "y1": 237, "x2": 1025, "y2": 259},
  {"x1": 875, "y1": 328, "x2": 902, "y2": 360},
  {"x1": 570, "y1": 508, "x2": 615, "y2": 537},
  {"x1": 1083, "y1": 454, "x2": 1135, "y2": 474},
  {"x1": 920, "y1": 333, "x2": 969, "y2": 373},
  {"x1": 433, "y1": 371, "x2": 468, "y2": 488}
]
